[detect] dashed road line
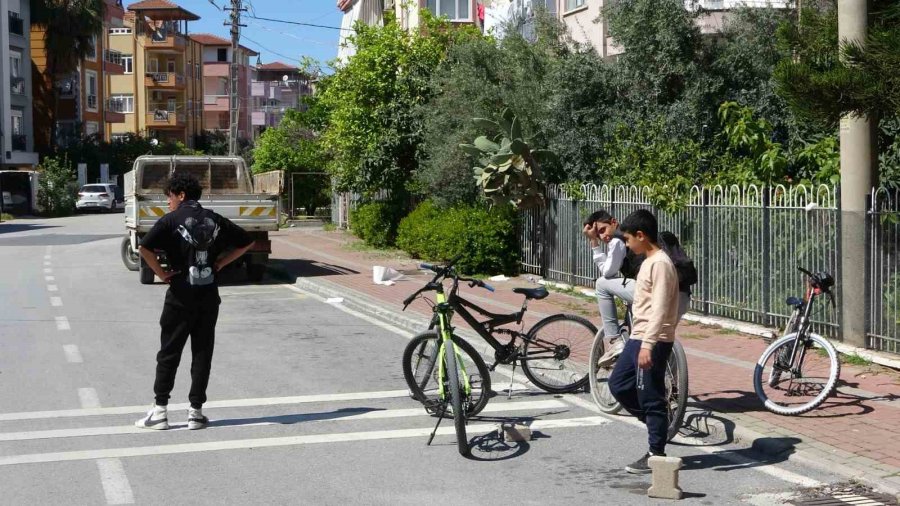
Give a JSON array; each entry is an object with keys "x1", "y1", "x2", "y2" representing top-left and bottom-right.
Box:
[
  {"x1": 78, "y1": 388, "x2": 102, "y2": 409},
  {"x1": 55, "y1": 316, "x2": 70, "y2": 330},
  {"x1": 50, "y1": 297, "x2": 63, "y2": 307},
  {"x1": 63, "y1": 345, "x2": 83, "y2": 363},
  {"x1": 96, "y1": 458, "x2": 135, "y2": 505},
  {"x1": 45, "y1": 276, "x2": 56, "y2": 282},
  {"x1": 47, "y1": 285, "x2": 58, "y2": 292},
  {"x1": 43, "y1": 268, "x2": 53, "y2": 274}
]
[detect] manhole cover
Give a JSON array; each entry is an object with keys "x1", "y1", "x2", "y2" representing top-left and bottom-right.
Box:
[{"x1": 793, "y1": 491, "x2": 899, "y2": 505}]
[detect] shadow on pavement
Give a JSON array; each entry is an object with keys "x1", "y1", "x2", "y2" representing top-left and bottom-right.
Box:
[
  {"x1": 208, "y1": 407, "x2": 385, "y2": 427},
  {"x1": 681, "y1": 436, "x2": 802, "y2": 472},
  {"x1": 466, "y1": 428, "x2": 532, "y2": 462},
  {"x1": 267, "y1": 258, "x2": 360, "y2": 284},
  {"x1": 0, "y1": 223, "x2": 58, "y2": 234}
]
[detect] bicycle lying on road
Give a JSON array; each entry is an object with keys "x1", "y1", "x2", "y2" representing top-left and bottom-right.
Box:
[
  {"x1": 753, "y1": 267, "x2": 840, "y2": 416},
  {"x1": 401, "y1": 258, "x2": 597, "y2": 456},
  {"x1": 587, "y1": 304, "x2": 689, "y2": 442}
]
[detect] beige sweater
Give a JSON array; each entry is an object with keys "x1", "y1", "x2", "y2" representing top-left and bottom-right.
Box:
[{"x1": 631, "y1": 250, "x2": 680, "y2": 350}]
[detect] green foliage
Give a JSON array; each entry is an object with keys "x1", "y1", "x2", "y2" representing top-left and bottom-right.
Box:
[
  {"x1": 396, "y1": 200, "x2": 520, "y2": 275},
  {"x1": 461, "y1": 108, "x2": 556, "y2": 210},
  {"x1": 31, "y1": 0, "x2": 105, "y2": 76},
  {"x1": 715, "y1": 102, "x2": 788, "y2": 185},
  {"x1": 55, "y1": 133, "x2": 205, "y2": 182},
  {"x1": 350, "y1": 201, "x2": 404, "y2": 248},
  {"x1": 37, "y1": 156, "x2": 77, "y2": 217}
]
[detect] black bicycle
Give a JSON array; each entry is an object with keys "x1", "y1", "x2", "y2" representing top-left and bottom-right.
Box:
[
  {"x1": 402, "y1": 258, "x2": 597, "y2": 420},
  {"x1": 753, "y1": 267, "x2": 841, "y2": 415}
]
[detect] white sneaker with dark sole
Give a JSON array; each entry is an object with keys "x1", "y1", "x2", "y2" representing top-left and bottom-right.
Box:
[
  {"x1": 596, "y1": 337, "x2": 625, "y2": 368},
  {"x1": 134, "y1": 406, "x2": 169, "y2": 430},
  {"x1": 188, "y1": 408, "x2": 209, "y2": 430}
]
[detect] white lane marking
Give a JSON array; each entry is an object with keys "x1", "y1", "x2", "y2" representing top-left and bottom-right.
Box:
[
  {"x1": 45, "y1": 276, "x2": 55, "y2": 282},
  {"x1": 44, "y1": 255, "x2": 51, "y2": 260},
  {"x1": 47, "y1": 285, "x2": 58, "y2": 292},
  {"x1": 0, "y1": 417, "x2": 609, "y2": 466},
  {"x1": 55, "y1": 316, "x2": 70, "y2": 331},
  {"x1": 50, "y1": 297, "x2": 63, "y2": 307},
  {"x1": 0, "y1": 390, "x2": 413, "y2": 421},
  {"x1": 0, "y1": 399, "x2": 568, "y2": 442},
  {"x1": 96, "y1": 458, "x2": 135, "y2": 505},
  {"x1": 43, "y1": 261, "x2": 51, "y2": 266},
  {"x1": 279, "y1": 282, "x2": 826, "y2": 489},
  {"x1": 44, "y1": 268, "x2": 53, "y2": 274},
  {"x1": 63, "y1": 345, "x2": 83, "y2": 363},
  {"x1": 78, "y1": 388, "x2": 102, "y2": 409}
]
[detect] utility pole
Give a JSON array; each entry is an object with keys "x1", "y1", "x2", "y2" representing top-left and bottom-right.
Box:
[
  {"x1": 225, "y1": 0, "x2": 246, "y2": 156},
  {"x1": 838, "y1": 0, "x2": 876, "y2": 348}
]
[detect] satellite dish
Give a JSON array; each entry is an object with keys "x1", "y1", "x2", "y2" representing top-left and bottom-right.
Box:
[
  {"x1": 282, "y1": 75, "x2": 289, "y2": 82},
  {"x1": 150, "y1": 138, "x2": 159, "y2": 147}
]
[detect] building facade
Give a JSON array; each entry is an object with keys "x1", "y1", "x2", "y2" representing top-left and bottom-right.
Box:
[
  {"x1": 106, "y1": 0, "x2": 204, "y2": 145},
  {"x1": 250, "y1": 62, "x2": 312, "y2": 138},
  {"x1": 190, "y1": 33, "x2": 257, "y2": 141},
  {"x1": 1, "y1": 0, "x2": 38, "y2": 168}
]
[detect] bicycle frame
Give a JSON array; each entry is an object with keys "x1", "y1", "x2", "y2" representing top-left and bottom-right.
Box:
[
  {"x1": 778, "y1": 284, "x2": 822, "y2": 375},
  {"x1": 434, "y1": 291, "x2": 472, "y2": 399}
]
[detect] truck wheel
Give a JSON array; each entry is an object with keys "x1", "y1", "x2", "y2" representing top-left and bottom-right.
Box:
[
  {"x1": 246, "y1": 256, "x2": 266, "y2": 282},
  {"x1": 121, "y1": 237, "x2": 139, "y2": 271},
  {"x1": 139, "y1": 260, "x2": 155, "y2": 284}
]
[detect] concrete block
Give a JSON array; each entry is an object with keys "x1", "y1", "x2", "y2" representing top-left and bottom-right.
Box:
[
  {"x1": 498, "y1": 423, "x2": 532, "y2": 442},
  {"x1": 648, "y1": 456, "x2": 683, "y2": 500}
]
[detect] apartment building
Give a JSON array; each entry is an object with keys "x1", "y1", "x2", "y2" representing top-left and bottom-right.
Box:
[
  {"x1": 250, "y1": 62, "x2": 312, "y2": 138},
  {"x1": 31, "y1": 0, "x2": 129, "y2": 148},
  {"x1": 106, "y1": 0, "x2": 204, "y2": 146},
  {"x1": 1, "y1": 0, "x2": 38, "y2": 168},
  {"x1": 190, "y1": 33, "x2": 257, "y2": 141}
]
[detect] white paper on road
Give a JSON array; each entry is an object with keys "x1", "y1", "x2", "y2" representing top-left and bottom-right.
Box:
[
  {"x1": 325, "y1": 297, "x2": 344, "y2": 304},
  {"x1": 489, "y1": 275, "x2": 509, "y2": 282},
  {"x1": 373, "y1": 266, "x2": 403, "y2": 285}
]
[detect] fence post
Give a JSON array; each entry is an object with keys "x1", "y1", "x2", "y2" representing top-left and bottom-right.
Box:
[
  {"x1": 761, "y1": 189, "x2": 771, "y2": 328},
  {"x1": 701, "y1": 188, "x2": 710, "y2": 315},
  {"x1": 570, "y1": 199, "x2": 578, "y2": 286},
  {"x1": 541, "y1": 199, "x2": 550, "y2": 280}
]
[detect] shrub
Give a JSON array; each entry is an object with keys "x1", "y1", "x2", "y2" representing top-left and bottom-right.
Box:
[
  {"x1": 37, "y1": 156, "x2": 77, "y2": 217},
  {"x1": 350, "y1": 201, "x2": 403, "y2": 248},
  {"x1": 397, "y1": 200, "x2": 520, "y2": 275}
]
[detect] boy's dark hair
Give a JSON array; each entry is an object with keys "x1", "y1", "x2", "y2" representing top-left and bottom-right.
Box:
[
  {"x1": 619, "y1": 209, "x2": 659, "y2": 243},
  {"x1": 164, "y1": 173, "x2": 203, "y2": 201},
  {"x1": 583, "y1": 209, "x2": 614, "y2": 226}
]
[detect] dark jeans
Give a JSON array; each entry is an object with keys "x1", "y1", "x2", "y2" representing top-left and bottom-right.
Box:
[
  {"x1": 608, "y1": 338, "x2": 674, "y2": 455},
  {"x1": 154, "y1": 301, "x2": 220, "y2": 409}
]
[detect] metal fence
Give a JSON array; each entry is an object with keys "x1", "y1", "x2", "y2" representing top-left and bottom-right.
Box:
[
  {"x1": 522, "y1": 184, "x2": 841, "y2": 337},
  {"x1": 868, "y1": 188, "x2": 900, "y2": 354}
]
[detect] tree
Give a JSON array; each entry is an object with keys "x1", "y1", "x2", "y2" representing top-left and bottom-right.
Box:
[{"x1": 37, "y1": 155, "x2": 77, "y2": 216}]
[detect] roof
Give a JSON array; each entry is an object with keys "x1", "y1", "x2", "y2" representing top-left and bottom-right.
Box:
[
  {"x1": 126, "y1": 0, "x2": 200, "y2": 21},
  {"x1": 257, "y1": 61, "x2": 299, "y2": 71},
  {"x1": 189, "y1": 33, "x2": 259, "y2": 55}
]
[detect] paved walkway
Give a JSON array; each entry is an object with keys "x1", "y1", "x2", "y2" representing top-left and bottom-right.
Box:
[{"x1": 270, "y1": 226, "x2": 900, "y2": 495}]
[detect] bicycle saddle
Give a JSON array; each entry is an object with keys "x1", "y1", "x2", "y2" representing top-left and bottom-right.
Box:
[{"x1": 513, "y1": 287, "x2": 549, "y2": 300}]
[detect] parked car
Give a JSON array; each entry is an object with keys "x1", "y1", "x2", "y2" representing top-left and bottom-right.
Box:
[{"x1": 76, "y1": 183, "x2": 120, "y2": 212}]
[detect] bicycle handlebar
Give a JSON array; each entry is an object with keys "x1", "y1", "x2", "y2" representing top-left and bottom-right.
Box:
[{"x1": 403, "y1": 258, "x2": 493, "y2": 309}]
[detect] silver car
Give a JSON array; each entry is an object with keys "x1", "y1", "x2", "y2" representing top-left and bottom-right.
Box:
[{"x1": 76, "y1": 183, "x2": 120, "y2": 212}]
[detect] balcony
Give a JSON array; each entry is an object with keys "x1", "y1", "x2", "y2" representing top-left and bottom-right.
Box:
[
  {"x1": 87, "y1": 94, "x2": 98, "y2": 110},
  {"x1": 104, "y1": 50, "x2": 126, "y2": 74},
  {"x1": 143, "y1": 30, "x2": 186, "y2": 51},
  {"x1": 8, "y1": 11, "x2": 23, "y2": 35},
  {"x1": 10, "y1": 76, "x2": 25, "y2": 95},
  {"x1": 11, "y1": 134, "x2": 27, "y2": 151},
  {"x1": 105, "y1": 99, "x2": 126, "y2": 123},
  {"x1": 145, "y1": 72, "x2": 185, "y2": 89},
  {"x1": 146, "y1": 110, "x2": 185, "y2": 128},
  {"x1": 204, "y1": 95, "x2": 229, "y2": 111}
]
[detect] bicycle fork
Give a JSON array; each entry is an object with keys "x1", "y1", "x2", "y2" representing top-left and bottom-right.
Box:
[{"x1": 427, "y1": 309, "x2": 472, "y2": 446}]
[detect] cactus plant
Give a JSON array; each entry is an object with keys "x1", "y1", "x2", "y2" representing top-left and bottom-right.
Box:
[{"x1": 459, "y1": 108, "x2": 556, "y2": 210}]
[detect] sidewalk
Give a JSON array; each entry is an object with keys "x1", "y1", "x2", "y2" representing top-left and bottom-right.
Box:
[{"x1": 270, "y1": 226, "x2": 900, "y2": 495}]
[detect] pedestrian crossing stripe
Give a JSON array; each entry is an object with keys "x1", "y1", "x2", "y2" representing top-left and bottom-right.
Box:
[
  {"x1": 138, "y1": 206, "x2": 166, "y2": 218},
  {"x1": 239, "y1": 206, "x2": 276, "y2": 217}
]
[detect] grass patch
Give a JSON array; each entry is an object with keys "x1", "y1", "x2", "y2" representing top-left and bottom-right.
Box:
[
  {"x1": 680, "y1": 332, "x2": 708, "y2": 340},
  {"x1": 322, "y1": 222, "x2": 337, "y2": 232},
  {"x1": 0, "y1": 213, "x2": 13, "y2": 221},
  {"x1": 719, "y1": 327, "x2": 738, "y2": 335},
  {"x1": 344, "y1": 240, "x2": 410, "y2": 260},
  {"x1": 842, "y1": 352, "x2": 872, "y2": 367}
]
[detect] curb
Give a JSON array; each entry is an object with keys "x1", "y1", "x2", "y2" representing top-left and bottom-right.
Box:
[{"x1": 281, "y1": 269, "x2": 900, "y2": 497}]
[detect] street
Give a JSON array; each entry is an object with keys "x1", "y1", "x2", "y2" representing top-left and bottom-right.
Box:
[{"x1": 0, "y1": 214, "x2": 849, "y2": 505}]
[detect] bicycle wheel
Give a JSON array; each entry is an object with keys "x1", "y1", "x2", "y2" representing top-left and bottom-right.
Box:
[
  {"x1": 753, "y1": 332, "x2": 840, "y2": 416},
  {"x1": 522, "y1": 314, "x2": 596, "y2": 393},
  {"x1": 588, "y1": 329, "x2": 622, "y2": 414},
  {"x1": 444, "y1": 342, "x2": 470, "y2": 457},
  {"x1": 666, "y1": 341, "x2": 689, "y2": 441},
  {"x1": 402, "y1": 331, "x2": 491, "y2": 417}
]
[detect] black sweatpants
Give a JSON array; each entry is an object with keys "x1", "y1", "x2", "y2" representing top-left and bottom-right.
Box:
[
  {"x1": 154, "y1": 301, "x2": 220, "y2": 409},
  {"x1": 608, "y1": 338, "x2": 674, "y2": 455}
]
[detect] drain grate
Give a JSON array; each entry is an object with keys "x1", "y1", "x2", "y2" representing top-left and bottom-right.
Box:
[{"x1": 794, "y1": 491, "x2": 899, "y2": 506}]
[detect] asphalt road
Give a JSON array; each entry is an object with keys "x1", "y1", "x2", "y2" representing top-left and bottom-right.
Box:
[{"x1": 0, "y1": 213, "x2": 846, "y2": 505}]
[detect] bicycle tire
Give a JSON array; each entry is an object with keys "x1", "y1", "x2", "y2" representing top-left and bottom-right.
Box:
[
  {"x1": 666, "y1": 341, "x2": 689, "y2": 441},
  {"x1": 444, "y1": 342, "x2": 470, "y2": 456},
  {"x1": 522, "y1": 314, "x2": 596, "y2": 393},
  {"x1": 753, "y1": 332, "x2": 840, "y2": 416},
  {"x1": 588, "y1": 329, "x2": 622, "y2": 414},
  {"x1": 402, "y1": 331, "x2": 491, "y2": 417}
]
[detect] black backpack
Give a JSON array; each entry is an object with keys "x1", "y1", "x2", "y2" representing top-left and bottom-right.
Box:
[
  {"x1": 659, "y1": 231, "x2": 698, "y2": 293},
  {"x1": 177, "y1": 215, "x2": 220, "y2": 287}
]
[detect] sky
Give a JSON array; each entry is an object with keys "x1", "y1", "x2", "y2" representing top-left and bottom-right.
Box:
[{"x1": 177, "y1": 0, "x2": 344, "y2": 71}]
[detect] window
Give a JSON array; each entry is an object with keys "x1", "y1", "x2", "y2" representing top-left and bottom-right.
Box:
[
  {"x1": 147, "y1": 58, "x2": 159, "y2": 73},
  {"x1": 565, "y1": 0, "x2": 585, "y2": 11},
  {"x1": 195, "y1": 63, "x2": 200, "y2": 78},
  {"x1": 9, "y1": 50, "x2": 21, "y2": 77},
  {"x1": 11, "y1": 109, "x2": 23, "y2": 135},
  {"x1": 84, "y1": 122, "x2": 100, "y2": 137},
  {"x1": 110, "y1": 94, "x2": 134, "y2": 113},
  {"x1": 427, "y1": 0, "x2": 469, "y2": 21},
  {"x1": 217, "y1": 48, "x2": 228, "y2": 62},
  {"x1": 8, "y1": 11, "x2": 24, "y2": 35},
  {"x1": 167, "y1": 98, "x2": 176, "y2": 112},
  {"x1": 111, "y1": 133, "x2": 128, "y2": 143},
  {"x1": 86, "y1": 34, "x2": 97, "y2": 61},
  {"x1": 85, "y1": 71, "x2": 98, "y2": 111},
  {"x1": 109, "y1": 27, "x2": 132, "y2": 35},
  {"x1": 122, "y1": 55, "x2": 133, "y2": 74},
  {"x1": 167, "y1": 59, "x2": 176, "y2": 73}
]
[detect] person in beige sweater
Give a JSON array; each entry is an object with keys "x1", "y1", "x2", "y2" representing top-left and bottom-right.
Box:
[{"x1": 607, "y1": 209, "x2": 681, "y2": 474}]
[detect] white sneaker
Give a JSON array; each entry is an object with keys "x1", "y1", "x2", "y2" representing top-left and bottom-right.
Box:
[
  {"x1": 187, "y1": 407, "x2": 209, "y2": 430},
  {"x1": 134, "y1": 405, "x2": 169, "y2": 430},
  {"x1": 596, "y1": 338, "x2": 625, "y2": 368}
]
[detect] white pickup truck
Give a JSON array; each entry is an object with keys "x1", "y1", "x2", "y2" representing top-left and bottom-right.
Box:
[{"x1": 120, "y1": 155, "x2": 280, "y2": 284}]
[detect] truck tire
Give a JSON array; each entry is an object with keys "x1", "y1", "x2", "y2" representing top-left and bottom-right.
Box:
[
  {"x1": 139, "y1": 257, "x2": 155, "y2": 284},
  {"x1": 121, "y1": 237, "x2": 139, "y2": 271},
  {"x1": 246, "y1": 255, "x2": 267, "y2": 282}
]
